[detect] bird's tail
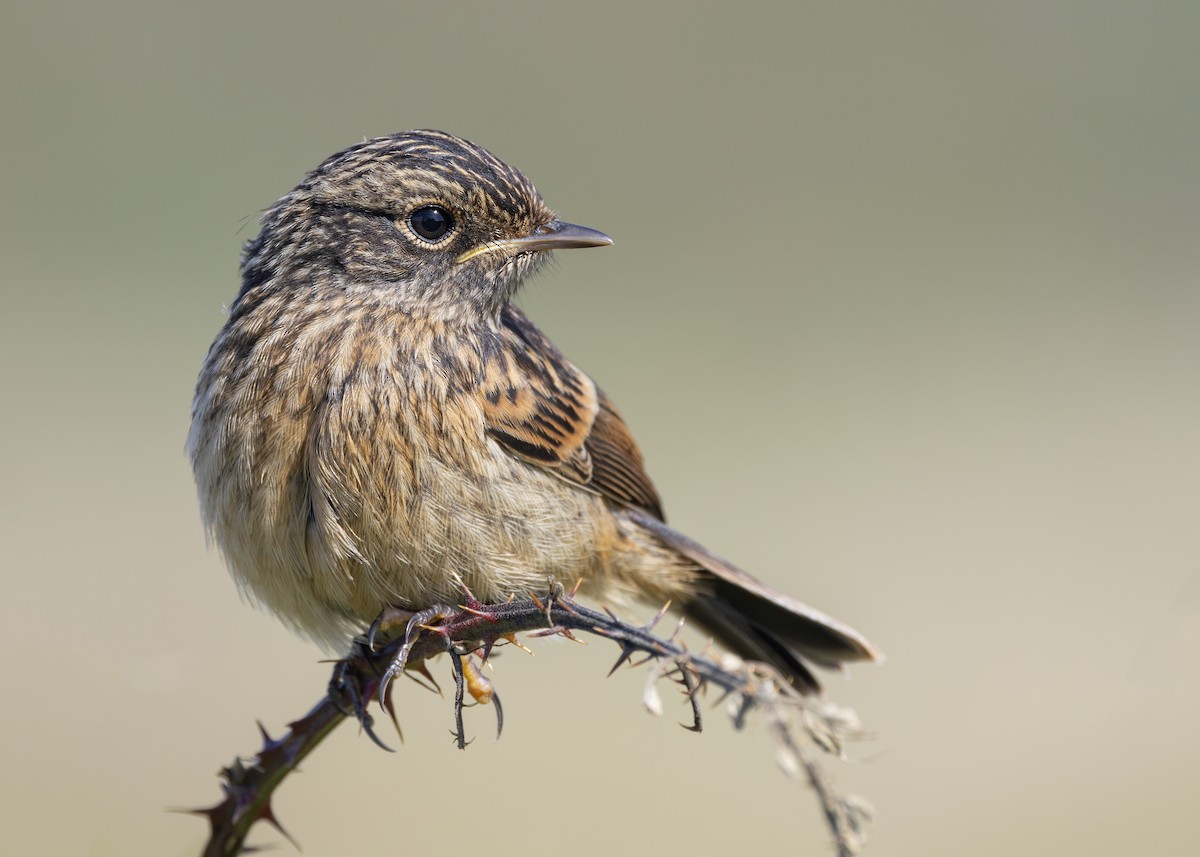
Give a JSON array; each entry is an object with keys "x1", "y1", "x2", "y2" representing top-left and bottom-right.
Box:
[{"x1": 628, "y1": 509, "x2": 882, "y2": 694}]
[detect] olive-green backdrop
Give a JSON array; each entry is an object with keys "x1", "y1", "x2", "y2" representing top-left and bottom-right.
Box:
[{"x1": 3, "y1": 2, "x2": 1197, "y2": 855}]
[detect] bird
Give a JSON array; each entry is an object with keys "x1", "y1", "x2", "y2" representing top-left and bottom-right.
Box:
[{"x1": 188, "y1": 129, "x2": 880, "y2": 693}]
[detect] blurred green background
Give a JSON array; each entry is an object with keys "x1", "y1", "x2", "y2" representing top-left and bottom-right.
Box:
[{"x1": 2, "y1": 2, "x2": 1198, "y2": 855}]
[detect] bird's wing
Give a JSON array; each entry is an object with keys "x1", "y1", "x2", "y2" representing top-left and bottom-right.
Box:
[{"x1": 481, "y1": 305, "x2": 664, "y2": 520}]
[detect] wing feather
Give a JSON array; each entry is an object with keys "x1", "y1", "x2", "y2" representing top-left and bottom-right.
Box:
[{"x1": 481, "y1": 306, "x2": 663, "y2": 519}]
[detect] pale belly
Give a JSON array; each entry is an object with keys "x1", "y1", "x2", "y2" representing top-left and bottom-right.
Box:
[{"x1": 194, "y1": 390, "x2": 630, "y2": 650}]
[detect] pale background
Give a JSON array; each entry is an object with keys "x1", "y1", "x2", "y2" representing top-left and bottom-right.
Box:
[{"x1": 2, "y1": 2, "x2": 1197, "y2": 856}]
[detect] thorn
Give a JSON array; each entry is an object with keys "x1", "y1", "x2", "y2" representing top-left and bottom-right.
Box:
[
  {"x1": 527, "y1": 627, "x2": 561, "y2": 638},
  {"x1": 731, "y1": 693, "x2": 755, "y2": 731},
  {"x1": 606, "y1": 643, "x2": 638, "y2": 677},
  {"x1": 169, "y1": 803, "x2": 227, "y2": 823},
  {"x1": 568, "y1": 577, "x2": 583, "y2": 597},
  {"x1": 669, "y1": 616, "x2": 687, "y2": 643},
  {"x1": 643, "y1": 600, "x2": 672, "y2": 632},
  {"x1": 405, "y1": 661, "x2": 442, "y2": 696},
  {"x1": 712, "y1": 685, "x2": 737, "y2": 707},
  {"x1": 401, "y1": 668, "x2": 439, "y2": 695},
  {"x1": 259, "y1": 798, "x2": 300, "y2": 850},
  {"x1": 503, "y1": 634, "x2": 534, "y2": 655},
  {"x1": 256, "y1": 720, "x2": 280, "y2": 752},
  {"x1": 478, "y1": 637, "x2": 496, "y2": 665},
  {"x1": 492, "y1": 689, "x2": 504, "y2": 741}
]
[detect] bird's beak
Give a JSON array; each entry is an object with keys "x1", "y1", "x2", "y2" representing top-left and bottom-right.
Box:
[{"x1": 455, "y1": 220, "x2": 613, "y2": 264}]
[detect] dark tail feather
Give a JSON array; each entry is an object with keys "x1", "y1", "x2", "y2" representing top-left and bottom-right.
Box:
[{"x1": 628, "y1": 509, "x2": 882, "y2": 693}]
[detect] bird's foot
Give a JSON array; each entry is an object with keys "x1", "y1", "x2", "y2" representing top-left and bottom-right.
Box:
[
  {"x1": 327, "y1": 637, "x2": 400, "y2": 751},
  {"x1": 377, "y1": 604, "x2": 457, "y2": 709}
]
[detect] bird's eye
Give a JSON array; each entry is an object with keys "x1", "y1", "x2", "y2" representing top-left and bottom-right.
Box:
[{"x1": 408, "y1": 205, "x2": 454, "y2": 243}]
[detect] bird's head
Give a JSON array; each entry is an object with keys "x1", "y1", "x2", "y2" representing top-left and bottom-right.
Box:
[{"x1": 238, "y1": 130, "x2": 611, "y2": 322}]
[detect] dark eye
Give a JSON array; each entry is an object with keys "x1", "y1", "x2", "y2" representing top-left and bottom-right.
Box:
[{"x1": 408, "y1": 205, "x2": 454, "y2": 242}]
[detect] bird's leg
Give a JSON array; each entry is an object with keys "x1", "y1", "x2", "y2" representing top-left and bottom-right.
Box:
[{"x1": 377, "y1": 604, "x2": 457, "y2": 707}]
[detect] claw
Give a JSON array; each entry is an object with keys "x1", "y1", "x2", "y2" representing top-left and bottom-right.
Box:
[
  {"x1": 365, "y1": 615, "x2": 384, "y2": 653},
  {"x1": 380, "y1": 679, "x2": 404, "y2": 744},
  {"x1": 492, "y1": 690, "x2": 504, "y2": 740},
  {"x1": 358, "y1": 709, "x2": 395, "y2": 752}
]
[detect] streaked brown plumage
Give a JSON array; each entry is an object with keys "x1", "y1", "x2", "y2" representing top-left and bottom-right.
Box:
[{"x1": 188, "y1": 130, "x2": 880, "y2": 692}]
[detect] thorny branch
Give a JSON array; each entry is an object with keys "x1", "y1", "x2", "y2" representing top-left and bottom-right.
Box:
[{"x1": 187, "y1": 587, "x2": 874, "y2": 857}]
